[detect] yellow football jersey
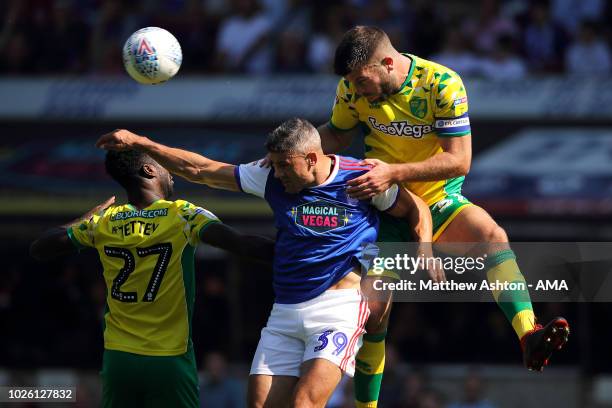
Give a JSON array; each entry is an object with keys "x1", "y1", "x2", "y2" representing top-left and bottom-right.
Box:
[
  {"x1": 67, "y1": 199, "x2": 219, "y2": 356},
  {"x1": 330, "y1": 54, "x2": 471, "y2": 205}
]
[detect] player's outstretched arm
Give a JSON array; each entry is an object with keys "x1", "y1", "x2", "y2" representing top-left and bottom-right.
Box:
[
  {"x1": 346, "y1": 137, "x2": 472, "y2": 200},
  {"x1": 96, "y1": 129, "x2": 239, "y2": 191},
  {"x1": 30, "y1": 196, "x2": 115, "y2": 261},
  {"x1": 199, "y1": 222, "x2": 274, "y2": 265},
  {"x1": 29, "y1": 227, "x2": 77, "y2": 261},
  {"x1": 390, "y1": 135, "x2": 471, "y2": 183}
]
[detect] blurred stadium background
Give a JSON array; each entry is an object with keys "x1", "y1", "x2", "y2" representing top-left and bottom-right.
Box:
[{"x1": 1, "y1": 0, "x2": 612, "y2": 407}]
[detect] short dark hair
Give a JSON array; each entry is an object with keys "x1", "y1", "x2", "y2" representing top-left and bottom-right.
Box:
[
  {"x1": 264, "y1": 118, "x2": 320, "y2": 153},
  {"x1": 105, "y1": 150, "x2": 156, "y2": 188},
  {"x1": 334, "y1": 26, "x2": 390, "y2": 76}
]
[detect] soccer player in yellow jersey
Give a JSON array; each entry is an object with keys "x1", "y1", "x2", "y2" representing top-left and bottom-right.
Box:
[
  {"x1": 30, "y1": 150, "x2": 274, "y2": 408},
  {"x1": 317, "y1": 26, "x2": 570, "y2": 408}
]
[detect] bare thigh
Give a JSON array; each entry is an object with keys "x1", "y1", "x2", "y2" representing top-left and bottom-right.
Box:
[
  {"x1": 292, "y1": 358, "x2": 343, "y2": 408},
  {"x1": 247, "y1": 374, "x2": 298, "y2": 408},
  {"x1": 436, "y1": 205, "x2": 510, "y2": 256},
  {"x1": 361, "y1": 276, "x2": 393, "y2": 333}
]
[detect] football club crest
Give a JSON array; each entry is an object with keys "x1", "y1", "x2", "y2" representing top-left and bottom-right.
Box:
[{"x1": 409, "y1": 97, "x2": 427, "y2": 119}]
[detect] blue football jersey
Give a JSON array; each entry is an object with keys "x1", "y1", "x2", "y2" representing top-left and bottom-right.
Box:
[{"x1": 235, "y1": 155, "x2": 399, "y2": 304}]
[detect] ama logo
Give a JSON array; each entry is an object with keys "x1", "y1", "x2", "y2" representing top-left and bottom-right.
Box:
[{"x1": 293, "y1": 199, "x2": 350, "y2": 233}]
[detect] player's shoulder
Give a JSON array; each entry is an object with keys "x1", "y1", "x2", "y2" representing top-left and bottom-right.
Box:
[
  {"x1": 337, "y1": 155, "x2": 371, "y2": 176},
  {"x1": 102, "y1": 203, "x2": 135, "y2": 222},
  {"x1": 171, "y1": 199, "x2": 199, "y2": 214},
  {"x1": 172, "y1": 199, "x2": 219, "y2": 221},
  {"x1": 410, "y1": 54, "x2": 463, "y2": 83},
  {"x1": 241, "y1": 159, "x2": 270, "y2": 173}
]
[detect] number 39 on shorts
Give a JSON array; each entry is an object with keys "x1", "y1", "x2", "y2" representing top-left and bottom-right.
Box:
[{"x1": 314, "y1": 330, "x2": 348, "y2": 356}]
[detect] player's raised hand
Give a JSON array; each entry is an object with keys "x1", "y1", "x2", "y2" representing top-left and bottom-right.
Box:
[
  {"x1": 346, "y1": 159, "x2": 396, "y2": 200},
  {"x1": 96, "y1": 129, "x2": 143, "y2": 151}
]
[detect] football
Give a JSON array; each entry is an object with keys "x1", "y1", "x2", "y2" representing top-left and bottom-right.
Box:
[{"x1": 122, "y1": 27, "x2": 182, "y2": 85}]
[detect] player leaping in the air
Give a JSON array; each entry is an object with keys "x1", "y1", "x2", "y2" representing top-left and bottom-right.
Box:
[
  {"x1": 96, "y1": 118, "x2": 436, "y2": 408},
  {"x1": 30, "y1": 150, "x2": 275, "y2": 408},
  {"x1": 315, "y1": 25, "x2": 570, "y2": 408}
]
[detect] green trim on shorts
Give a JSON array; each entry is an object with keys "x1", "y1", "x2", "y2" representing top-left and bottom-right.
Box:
[
  {"x1": 430, "y1": 193, "x2": 472, "y2": 233},
  {"x1": 377, "y1": 194, "x2": 472, "y2": 242},
  {"x1": 101, "y1": 347, "x2": 199, "y2": 408}
]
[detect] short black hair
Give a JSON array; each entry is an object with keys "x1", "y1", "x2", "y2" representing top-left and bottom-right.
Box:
[
  {"x1": 105, "y1": 150, "x2": 156, "y2": 188},
  {"x1": 264, "y1": 118, "x2": 320, "y2": 153},
  {"x1": 334, "y1": 26, "x2": 390, "y2": 76}
]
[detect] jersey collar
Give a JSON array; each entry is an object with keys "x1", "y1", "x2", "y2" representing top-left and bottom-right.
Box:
[{"x1": 395, "y1": 54, "x2": 416, "y2": 94}]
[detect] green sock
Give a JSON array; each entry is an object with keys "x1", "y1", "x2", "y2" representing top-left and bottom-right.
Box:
[
  {"x1": 354, "y1": 332, "x2": 386, "y2": 408},
  {"x1": 486, "y1": 249, "x2": 536, "y2": 339}
]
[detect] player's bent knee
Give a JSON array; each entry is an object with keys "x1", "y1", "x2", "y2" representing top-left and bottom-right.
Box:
[
  {"x1": 486, "y1": 225, "x2": 508, "y2": 243},
  {"x1": 292, "y1": 391, "x2": 318, "y2": 408}
]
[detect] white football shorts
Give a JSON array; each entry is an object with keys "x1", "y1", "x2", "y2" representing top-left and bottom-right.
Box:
[{"x1": 250, "y1": 288, "x2": 370, "y2": 378}]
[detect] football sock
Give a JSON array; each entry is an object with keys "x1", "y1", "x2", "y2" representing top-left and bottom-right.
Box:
[
  {"x1": 486, "y1": 249, "x2": 536, "y2": 339},
  {"x1": 354, "y1": 332, "x2": 386, "y2": 408}
]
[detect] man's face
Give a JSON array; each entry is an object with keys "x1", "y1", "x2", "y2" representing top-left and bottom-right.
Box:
[
  {"x1": 345, "y1": 63, "x2": 397, "y2": 102},
  {"x1": 268, "y1": 151, "x2": 315, "y2": 193}
]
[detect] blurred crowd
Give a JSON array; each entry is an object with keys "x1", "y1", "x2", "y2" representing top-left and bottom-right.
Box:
[{"x1": 1, "y1": 0, "x2": 611, "y2": 77}]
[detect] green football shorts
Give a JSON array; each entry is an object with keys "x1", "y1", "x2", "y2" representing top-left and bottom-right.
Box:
[
  {"x1": 101, "y1": 347, "x2": 199, "y2": 408},
  {"x1": 378, "y1": 193, "x2": 473, "y2": 242}
]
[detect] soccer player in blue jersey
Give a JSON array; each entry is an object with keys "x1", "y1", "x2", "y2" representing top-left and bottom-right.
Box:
[{"x1": 96, "y1": 118, "x2": 435, "y2": 408}]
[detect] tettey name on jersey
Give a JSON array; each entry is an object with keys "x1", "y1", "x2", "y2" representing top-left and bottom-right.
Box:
[
  {"x1": 112, "y1": 220, "x2": 159, "y2": 236},
  {"x1": 293, "y1": 200, "x2": 350, "y2": 233},
  {"x1": 368, "y1": 117, "x2": 433, "y2": 139}
]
